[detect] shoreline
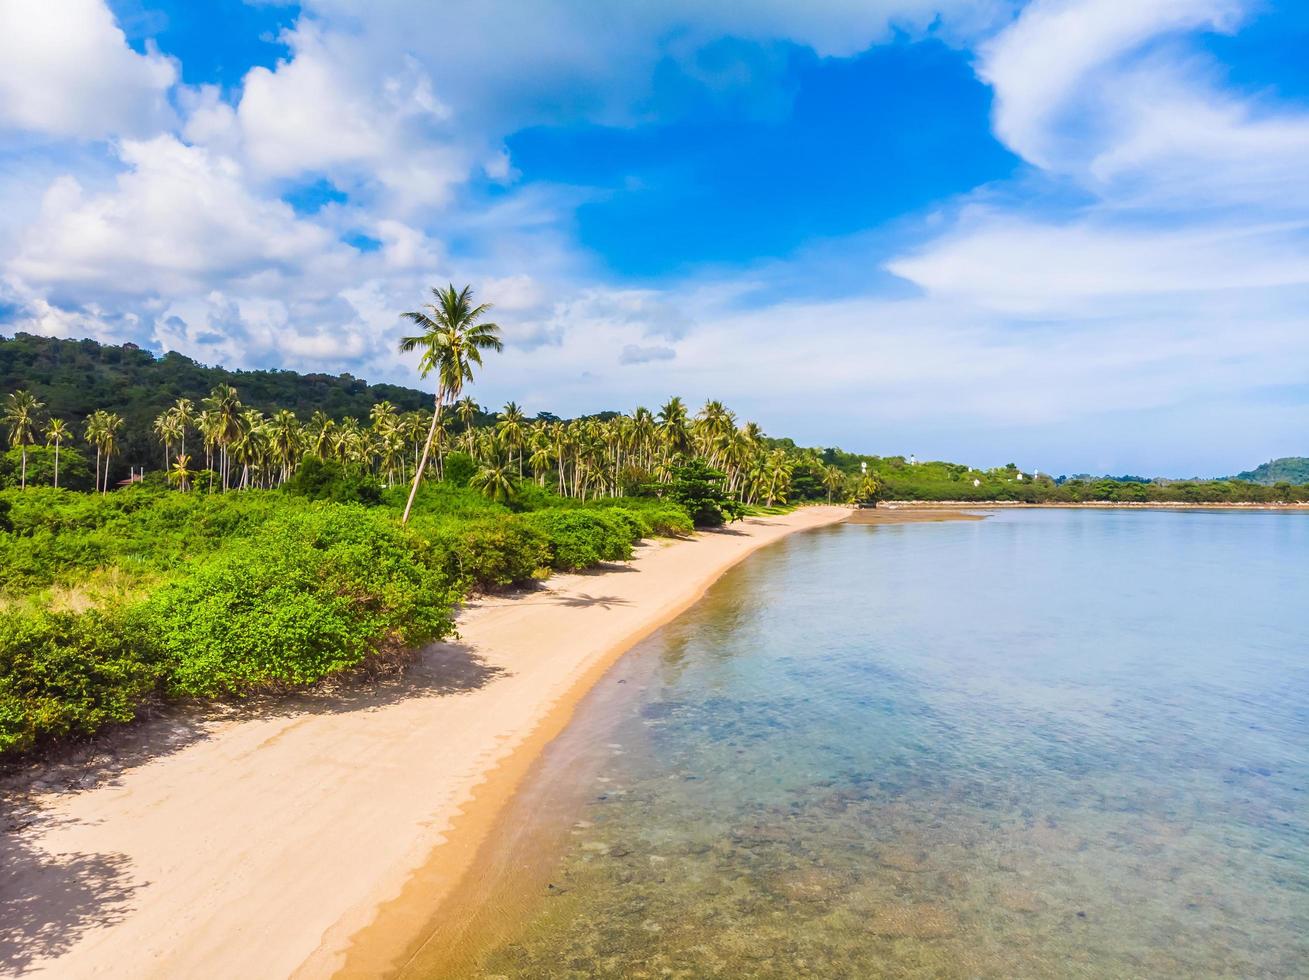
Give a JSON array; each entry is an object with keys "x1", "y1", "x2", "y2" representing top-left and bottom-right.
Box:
[
  {"x1": 4, "y1": 505, "x2": 895, "y2": 979},
  {"x1": 879, "y1": 500, "x2": 1309, "y2": 510}
]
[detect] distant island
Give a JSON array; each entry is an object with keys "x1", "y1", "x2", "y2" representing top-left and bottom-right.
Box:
[{"x1": 1233, "y1": 457, "x2": 1309, "y2": 486}]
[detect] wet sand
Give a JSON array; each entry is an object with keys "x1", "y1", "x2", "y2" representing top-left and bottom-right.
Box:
[{"x1": 2, "y1": 506, "x2": 885, "y2": 979}]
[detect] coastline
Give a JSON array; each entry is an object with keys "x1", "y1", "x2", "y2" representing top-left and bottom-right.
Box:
[
  {"x1": 879, "y1": 500, "x2": 1309, "y2": 510},
  {"x1": 4, "y1": 505, "x2": 881, "y2": 979}
]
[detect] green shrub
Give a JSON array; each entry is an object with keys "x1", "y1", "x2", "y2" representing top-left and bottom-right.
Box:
[
  {"x1": 643, "y1": 503, "x2": 694, "y2": 537},
  {"x1": 284, "y1": 456, "x2": 382, "y2": 505},
  {"x1": 0, "y1": 607, "x2": 161, "y2": 755},
  {"x1": 440, "y1": 451, "x2": 478, "y2": 487},
  {"x1": 432, "y1": 516, "x2": 551, "y2": 589},
  {"x1": 598, "y1": 507, "x2": 651, "y2": 542},
  {"x1": 146, "y1": 505, "x2": 458, "y2": 697},
  {"x1": 525, "y1": 510, "x2": 634, "y2": 571}
]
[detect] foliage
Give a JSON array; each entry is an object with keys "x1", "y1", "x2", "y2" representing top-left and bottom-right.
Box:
[
  {"x1": 282, "y1": 455, "x2": 382, "y2": 505},
  {"x1": 1, "y1": 445, "x2": 94, "y2": 491},
  {"x1": 1234, "y1": 457, "x2": 1309, "y2": 486},
  {"x1": 523, "y1": 509, "x2": 636, "y2": 571},
  {"x1": 0, "y1": 606, "x2": 161, "y2": 755},
  {"x1": 660, "y1": 459, "x2": 744, "y2": 527},
  {"x1": 420, "y1": 515, "x2": 551, "y2": 589},
  {"x1": 147, "y1": 507, "x2": 457, "y2": 697}
]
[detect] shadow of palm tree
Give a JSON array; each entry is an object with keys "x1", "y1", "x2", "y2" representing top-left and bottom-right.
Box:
[
  {"x1": 0, "y1": 813, "x2": 139, "y2": 976},
  {"x1": 547, "y1": 593, "x2": 633, "y2": 610}
]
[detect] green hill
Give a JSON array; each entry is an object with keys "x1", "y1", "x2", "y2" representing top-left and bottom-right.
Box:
[
  {"x1": 1233, "y1": 457, "x2": 1309, "y2": 485},
  {"x1": 0, "y1": 332, "x2": 441, "y2": 480}
]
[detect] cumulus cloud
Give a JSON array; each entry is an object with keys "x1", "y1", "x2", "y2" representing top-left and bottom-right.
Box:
[
  {"x1": 0, "y1": 0, "x2": 176, "y2": 139},
  {"x1": 11, "y1": 136, "x2": 342, "y2": 296},
  {"x1": 0, "y1": 0, "x2": 1306, "y2": 474}
]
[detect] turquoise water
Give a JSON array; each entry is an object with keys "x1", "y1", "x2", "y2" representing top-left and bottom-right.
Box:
[{"x1": 457, "y1": 511, "x2": 1309, "y2": 977}]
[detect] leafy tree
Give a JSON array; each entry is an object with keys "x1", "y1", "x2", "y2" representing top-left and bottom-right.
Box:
[{"x1": 661, "y1": 459, "x2": 744, "y2": 527}]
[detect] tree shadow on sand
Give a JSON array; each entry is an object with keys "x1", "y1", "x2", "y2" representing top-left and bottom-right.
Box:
[
  {"x1": 1, "y1": 642, "x2": 503, "y2": 799},
  {"x1": 0, "y1": 813, "x2": 139, "y2": 976}
]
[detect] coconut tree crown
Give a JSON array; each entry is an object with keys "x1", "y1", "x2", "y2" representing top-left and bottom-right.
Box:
[{"x1": 398, "y1": 284, "x2": 504, "y2": 403}]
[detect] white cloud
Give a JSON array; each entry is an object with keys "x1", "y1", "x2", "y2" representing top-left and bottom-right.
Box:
[
  {"x1": 1, "y1": 0, "x2": 1307, "y2": 475},
  {"x1": 977, "y1": 0, "x2": 1244, "y2": 170},
  {"x1": 0, "y1": 0, "x2": 176, "y2": 139},
  {"x1": 11, "y1": 136, "x2": 341, "y2": 296}
]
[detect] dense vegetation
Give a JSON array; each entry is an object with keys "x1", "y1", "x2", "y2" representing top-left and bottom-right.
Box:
[
  {"x1": 2, "y1": 293, "x2": 1304, "y2": 759},
  {"x1": 1234, "y1": 457, "x2": 1309, "y2": 486},
  {"x1": 0, "y1": 481, "x2": 693, "y2": 756},
  {"x1": 0, "y1": 331, "x2": 496, "y2": 486}
]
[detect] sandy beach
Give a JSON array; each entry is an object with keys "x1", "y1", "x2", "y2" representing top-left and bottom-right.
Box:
[{"x1": 2, "y1": 506, "x2": 863, "y2": 979}]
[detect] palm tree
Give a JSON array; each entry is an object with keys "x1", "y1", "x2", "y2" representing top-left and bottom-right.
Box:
[
  {"x1": 265, "y1": 409, "x2": 302, "y2": 485},
  {"x1": 455, "y1": 397, "x2": 479, "y2": 456},
  {"x1": 44, "y1": 417, "x2": 69, "y2": 489},
  {"x1": 3, "y1": 390, "x2": 44, "y2": 489},
  {"x1": 100, "y1": 412, "x2": 124, "y2": 493},
  {"x1": 169, "y1": 453, "x2": 195, "y2": 492},
  {"x1": 171, "y1": 398, "x2": 195, "y2": 460},
  {"x1": 496, "y1": 401, "x2": 528, "y2": 476},
  {"x1": 822, "y1": 464, "x2": 846, "y2": 504},
  {"x1": 153, "y1": 410, "x2": 181, "y2": 470},
  {"x1": 470, "y1": 461, "x2": 517, "y2": 504},
  {"x1": 85, "y1": 410, "x2": 124, "y2": 493},
  {"x1": 397, "y1": 284, "x2": 503, "y2": 524},
  {"x1": 202, "y1": 384, "x2": 242, "y2": 490}
]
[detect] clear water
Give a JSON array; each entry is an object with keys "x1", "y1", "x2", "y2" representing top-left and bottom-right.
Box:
[{"x1": 448, "y1": 511, "x2": 1309, "y2": 978}]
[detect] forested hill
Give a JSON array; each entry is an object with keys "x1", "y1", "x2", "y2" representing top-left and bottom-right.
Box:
[
  {"x1": 1234, "y1": 457, "x2": 1309, "y2": 485},
  {"x1": 0, "y1": 332, "x2": 435, "y2": 471}
]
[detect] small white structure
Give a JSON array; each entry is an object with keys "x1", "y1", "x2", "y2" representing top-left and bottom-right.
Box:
[
  {"x1": 1017, "y1": 472, "x2": 1024, "y2": 481},
  {"x1": 973, "y1": 478, "x2": 981, "y2": 487},
  {"x1": 860, "y1": 461, "x2": 867, "y2": 475},
  {"x1": 910, "y1": 454, "x2": 918, "y2": 465}
]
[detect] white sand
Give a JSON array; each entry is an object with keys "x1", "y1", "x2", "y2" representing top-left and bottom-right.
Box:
[{"x1": 3, "y1": 506, "x2": 850, "y2": 979}]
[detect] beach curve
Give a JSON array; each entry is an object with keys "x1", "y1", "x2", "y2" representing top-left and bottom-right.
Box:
[{"x1": 5, "y1": 506, "x2": 857, "y2": 979}]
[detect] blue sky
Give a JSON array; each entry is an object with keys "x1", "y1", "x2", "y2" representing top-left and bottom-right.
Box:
[{"x1": 1, "y1": 0, "x2": 1307, "y2": 476}]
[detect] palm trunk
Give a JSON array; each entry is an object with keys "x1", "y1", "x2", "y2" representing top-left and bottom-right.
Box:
[
  {"x1": 20, "y1": 446, "x2": 26, "y2": 490},
  {"x1": 53, "y1": 442, "x2": 60, "y2": 489},
  {"x1": 402, "y1": 392, "x2": 445, "y2": 525}
]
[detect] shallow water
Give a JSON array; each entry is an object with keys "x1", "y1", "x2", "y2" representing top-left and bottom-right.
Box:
[{"x1": 427, "y1": 510, "x2": 1309, "y2": 978}]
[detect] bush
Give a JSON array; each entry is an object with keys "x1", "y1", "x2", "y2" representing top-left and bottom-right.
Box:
[
  {"x1": 524, "y1": 510, "x2": 635, "y2": 571},
  {"x1": 440, "y1": 451, "x2": 477, "y2": 487},
  {"x1": 428, "y1": 516, "x2": 551, "y2": 589},
  {"x1": 146, "y1": 506, "x2": 457, "y2": 697},
  {"x1": 283, "y1": 456, "x2": 382, "y2": 505},
  {"x1": 0, "y1": 607, "x2": 161, "y2": 755}
]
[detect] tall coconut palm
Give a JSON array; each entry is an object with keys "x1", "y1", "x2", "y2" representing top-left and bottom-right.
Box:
[
  {"x1": 171, "y1": 398, "x2": 195, "y2": 459},
  {"x1": 455, "y1": 397, "x2": 479, "y2": 456},
  {"x1": 85, "y1": 410, "x2": 124, "y2": 493},
  {"x1": 496, "y1": 401, "x2": 527, "y2": 476},
  {"x1": 265, "y1": 409, "x2": 302, "y2": 485},
  {"x1": 153, "y1": 410, "x2": 181, "y2": 470},
  {"x1": 3, "y1": 390, "x2": 44, "y2": 490},
  {"x1": 822, "y1": 464, "x2": 846, "y2": 504},
  {"x1": 202, "y1": 384, "x2": 242, "y2": 490},
  {"x1": 397, "y1": 284, "x2": 503, "y2": 524},
  {"x1": 44, "y1": 417, "x2": 69, "y2": 489}
]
